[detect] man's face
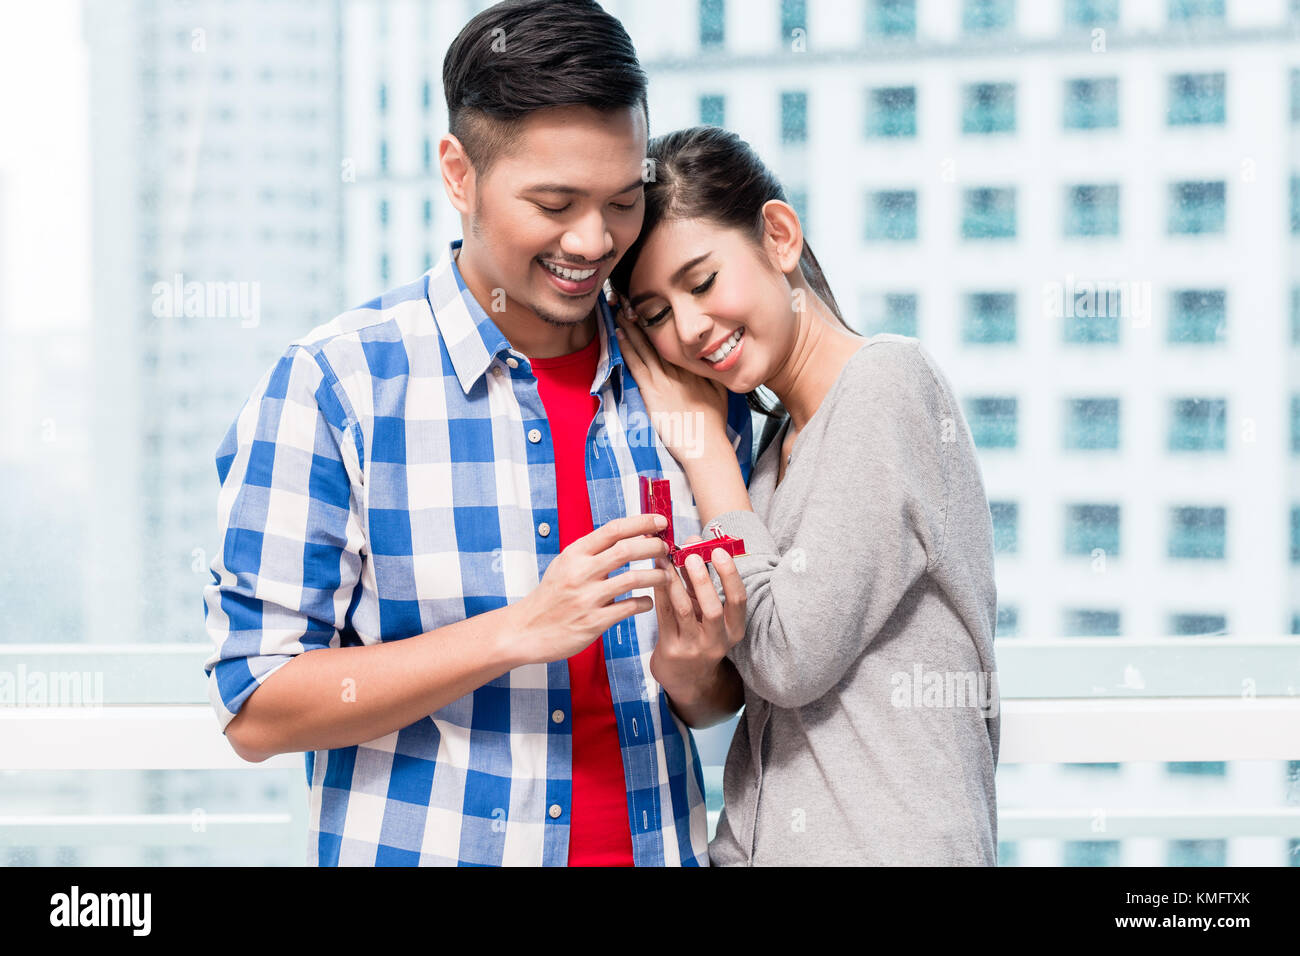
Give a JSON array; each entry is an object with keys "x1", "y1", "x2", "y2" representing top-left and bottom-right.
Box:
[{"x1": 463, "y1": 104, "x2": 648, "y2": 328}]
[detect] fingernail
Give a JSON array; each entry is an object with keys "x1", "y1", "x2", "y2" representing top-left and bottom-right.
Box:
[
  {"x1": 713, "y1": 549, "x2": 730, "y2": 566},
  {"x1": 654, "y1": 514, "x2": 667, "y2": 528}
]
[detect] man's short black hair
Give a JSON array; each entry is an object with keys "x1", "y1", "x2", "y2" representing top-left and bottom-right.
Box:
[{"x1": 442, "y1": 0, "x2": 649, "y2": 178}]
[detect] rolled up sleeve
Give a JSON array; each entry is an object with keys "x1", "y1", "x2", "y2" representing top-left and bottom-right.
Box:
[{"x1": 201, "y1": 344, "x2": 365, "y2": 733}]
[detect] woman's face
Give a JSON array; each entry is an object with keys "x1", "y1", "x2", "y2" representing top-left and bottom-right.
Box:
[{"x1": 624, "y1": 217, "x2": 798, "y2": 394}]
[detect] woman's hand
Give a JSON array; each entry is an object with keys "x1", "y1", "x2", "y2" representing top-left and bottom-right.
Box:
[
  {"x1": 648, "y1": 535, "x2": 748, "y2": 709},
  {"x1": 609, "y1": 290, "x2": 730, "y2": 466}
]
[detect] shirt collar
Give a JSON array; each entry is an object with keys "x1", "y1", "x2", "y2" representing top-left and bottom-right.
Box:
[{"x1": 426, "y1": 239, "x2": 628, "y2": 401}]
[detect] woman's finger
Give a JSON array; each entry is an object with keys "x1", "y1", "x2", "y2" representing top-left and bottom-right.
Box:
[
  {"x1": 659, "y1": 554, "x2": 697, "y2": 622},
  {"x1": 617, "y1": 311, "x2": 664, "y2": 376},
  {"x1": 682, "y1": 553, "x2": 723, "y2": 629},
  {"x1": 711, "y1": 548, "x2": 747, "y2": 645},
  {"x1": 614, "y1": 316, "x2": 646, "y2": 372}
]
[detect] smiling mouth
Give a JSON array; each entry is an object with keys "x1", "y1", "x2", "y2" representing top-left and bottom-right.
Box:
[
  {"x1": 538, "y1": 259, "x2": 599, "y2": 282},
  {"x1": 700, "y1": 327, "x2": 744, "y2": 364}
]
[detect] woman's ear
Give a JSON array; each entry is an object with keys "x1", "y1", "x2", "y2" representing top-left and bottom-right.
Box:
[{"x1": 759, "y1": 200, "x2": 804, "y2": 275}]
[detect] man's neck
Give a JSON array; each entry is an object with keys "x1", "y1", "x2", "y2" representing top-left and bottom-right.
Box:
[{"x1": 455, "y1": 244, "x2": 597, "y2": 359}]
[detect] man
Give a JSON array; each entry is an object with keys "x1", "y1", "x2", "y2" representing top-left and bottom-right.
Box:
[{"x1": 201, "y1": 0, "x2": 753, "y2": 866}]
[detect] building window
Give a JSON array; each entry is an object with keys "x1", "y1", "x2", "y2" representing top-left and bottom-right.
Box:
[
  {"x1": 700, "y1": 94, "x2": 725, "y2": 127},
  {"x1": 990, "y1": 501, "x2": 1018, "y2": 553},
  {"x1": 1168, "y1": 0, "x2": 1224, "y2": 25},
  {"x1": 858, "y1": 292, "x2": 918, "y2": 336},
  {"x1": 1293, "y1": 288, "x2": 1300, "y2": 345},
  {"x1": 864, "y1": 190, "x2": 918, "y2": 240},
  {"x1": 1169, "y1": 506, "x2": 1226, "y2": 560},
  {"x1": 1169, "y1": 614, "x2": 1227, "y2": 636},
  {"x1": 781, "y1": 0, "x2": 806, "y2": 43},
  {"x1": 1064, "y1": 77, "x2": 1119, "y2": 129},
  {"x1": 962, "y1": 187, "x2": 1016, "y2": 239},
  {"x1": 1064, "y1": 311, "x2": 1120, "y2": 344},
  {"x1": 1292, "y1": 395, "x2": 1300, "y2": 454},
  {"x1": 1168, "y1": 73, "x2": 1226, "y2": 126},
  {"x1": 962, "y1": 82, "x2": 1016, "y2": 134},
  {"x1": 1063, "y1": 609, "x2": 1121, "y2": 637},
  {"x1": 1167, "y1": 761, "x2": 1227, "y2": 775},
  {"x1": 1169, "y1": 290, "x2": 1226, "y2": 344},
  {"x1": 866, "y1": 86, "x2": 917, "y2": 137},
  {"x1": 1168, "y1": 180, "x2": 1225, "y2": 235},
  {"x1": 869, "y1": 0, "x2": 916, "y2": 37},
  {"x1": 1065, "y1": 504, "x2": 1120, "y2": 556},
  {"x1": 965, "y1": 397, "x2": 1017, "y2": 448},
  {"x1": 1291, "y1": 69, "x2": 1300, "y2": 124},
  {"x1": 423, "y1": 198, "x2": 433, "y2": 227},
  {"x1": 1167, "y1": 840, "x2": 1227, "y2": 867},
  {"x1": 1064, "y1": 0, "x2": 1119, "y2": 28},
  {"x1": 422, "y1": 138, "x2": 432, "y2": 173},
  {"x1": 781, "y1": 91, "x2": 808, "y2": 144},
  {"x1": 963, "y1": 292, "x2": 1016, "y2": 343},
  {"x1": 787, "y1": 189, "x2": 808, "y2": 232},
  {"x1": 1292, "y1": 506, "x2": 1300, "y2": 563},
  {"x1": 964, "y1": 0, "x2": 1015, "y2": 34},
  {"x1": 380, "y1": 252, "x2": 390, "y2": 284},
  {"x1": 996, "y1": 605, "x2": 1019, "y2": 637},
  {"x1": 700, "y1": 0, "x2": 725, "y2": 47},
  {"x1": 378, "y1": 82, "x2": 387, "y2": 114},
  {"x1": 1065, "y1": 184, "x2": 1120, "y2": 237},
  {"x1": 1063, "y1": 841, "x2": 1120, "y2": 865},
  {"x1": 1169, "y1": 398, "x2": 1226, "y2": 452},
  {"x1": 1064, "y1": 398, "x2": 1120, "y2": 450},
  {"x1": 379, "y1": 139, "x2": 388, "y2": 174},
  {"x1": 379, "y1": 199, "x2": 389, "y2": 228},
  {"x1": 1292, "y1": 176, "x2": 1300, "y2": 235},
  {"x1": 422, "y1": 79, "x2": 431, "y2": 111}
]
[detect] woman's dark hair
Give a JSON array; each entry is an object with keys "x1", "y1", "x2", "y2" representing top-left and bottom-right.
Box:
[
  {"x1": 442, "y1": 0, "x2": 649, "y2": 178},
  {"x1": 609, "y1": 126, "x2": 858, "y2": 419}
]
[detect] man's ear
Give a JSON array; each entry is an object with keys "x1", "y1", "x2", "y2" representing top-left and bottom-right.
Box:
[
  {"x1": 439, "y1": 133, "x2": 475, "y2": 217},
  {"x1": 760, "y1": 199, "x2": 804, "y2": 275}
]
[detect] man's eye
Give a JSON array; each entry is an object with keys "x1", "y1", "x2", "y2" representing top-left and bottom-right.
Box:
[
  {"x1": 537, "y1": 203, "x2": 570, "y2": 214},
  {"x1": 691, "y1": 272, "x2": 717, "y2": 295}
]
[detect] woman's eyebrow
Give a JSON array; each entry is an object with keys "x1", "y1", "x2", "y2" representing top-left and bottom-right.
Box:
[
  {"x1": 629, "y1": 252, "x2": 711, "y2": 307},
  {"x1": 523, "y1": 177, "x2": 646, "y2": 197}
]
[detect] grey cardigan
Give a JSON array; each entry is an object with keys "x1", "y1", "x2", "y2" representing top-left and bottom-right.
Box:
[{"x1": 703, "y1": 334, "x2": 1000, "y2": 866}]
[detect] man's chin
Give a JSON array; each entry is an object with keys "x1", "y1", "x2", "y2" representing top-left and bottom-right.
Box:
[{"x1": 530, "y1": 293, "x2": 597, "y2": 329}]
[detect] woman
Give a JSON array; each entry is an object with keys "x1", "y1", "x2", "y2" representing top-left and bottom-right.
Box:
[{"x1": 607, "y1": 126, "x2": 1001, "y2": 866}]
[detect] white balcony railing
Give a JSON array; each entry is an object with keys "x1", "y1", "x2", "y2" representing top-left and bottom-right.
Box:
[{"x1": 2, "y1": 642, "x2": 1299, "y2": 860}]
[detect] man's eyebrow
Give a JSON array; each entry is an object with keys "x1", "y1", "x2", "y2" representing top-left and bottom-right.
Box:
[
  {"x1": 629, "y1": 253, "x2": 712, "y2": 307},
  {"x1": 523, "y1": 178, "x2": 646, "y2": 197}
]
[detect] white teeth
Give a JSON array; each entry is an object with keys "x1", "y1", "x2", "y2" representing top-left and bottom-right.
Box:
[
  {"x1": 705, "y1": 328, "x2": 743, "y2": 363},
  {"x1": 542, "y1": 260, "x2": 597, "y2": 282}
]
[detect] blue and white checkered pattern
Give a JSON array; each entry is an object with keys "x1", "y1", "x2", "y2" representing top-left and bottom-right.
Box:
[{"x1": 202, "y1": 239, "x2": 753, "y2": 866}]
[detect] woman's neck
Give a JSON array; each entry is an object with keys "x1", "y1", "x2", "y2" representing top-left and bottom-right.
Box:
[{"x1": 764, "y1": 297, "x2": 865, "y2": 432}]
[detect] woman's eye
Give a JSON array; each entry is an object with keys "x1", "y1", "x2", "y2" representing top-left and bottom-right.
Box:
[
  {"x1": 691, "y1": 272, "x2": 717, "y2": 295},
  {"x1": 610, "y1": 200, "x2": 637, "y2": 211},
  {"x1": 639, "y1": 307, "x2": 669, "y2": 328}
]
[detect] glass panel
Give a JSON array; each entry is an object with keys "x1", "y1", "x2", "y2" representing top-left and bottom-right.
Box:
[{"x1": 1064, "y1": 77, "x2": 1120, "y2": 130}]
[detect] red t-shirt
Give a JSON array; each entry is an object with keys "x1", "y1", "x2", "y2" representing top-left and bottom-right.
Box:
[{"x1": 529, "y1": 331, "x2": 635, "y2": 867}]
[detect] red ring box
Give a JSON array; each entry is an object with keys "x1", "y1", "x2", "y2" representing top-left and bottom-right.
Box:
[{"x1": 639, "y1": 476, "x2": 746, "y2": 568}]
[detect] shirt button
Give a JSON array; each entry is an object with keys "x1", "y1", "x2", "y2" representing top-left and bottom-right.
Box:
[
  {"x1": 548, "y1": 804, "x2": 563, "y2": 819},
  {"x1": 551, "y1": 709, "x2": 564, "y2": 724},
  {"x1": 506, "y1": 357, "x2": 519, "y2": 369},
  {"x1": 527, "y1": 428, "x2": 542, "y2": 443},
  {"x1": 538, "y1": 522, "x2": 551, "y2": 537}
]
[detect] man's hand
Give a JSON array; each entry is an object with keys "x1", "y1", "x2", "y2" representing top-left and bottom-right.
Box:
[
  {"x1": 514, "y1": 514, "x2": 672, "y2": 664},
  {"x1": 649, "y1": 534, "x2": 747, "y2": 721}
]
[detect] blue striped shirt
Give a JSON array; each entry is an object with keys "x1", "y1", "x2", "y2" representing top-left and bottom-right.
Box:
[{"x1": 202, "y1": 239, "x2": 754, "y2": 865}]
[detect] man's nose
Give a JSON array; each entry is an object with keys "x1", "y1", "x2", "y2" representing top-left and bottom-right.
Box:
[{"x1": 559, "y1": 210, "x2": 614, "y2": 263}]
